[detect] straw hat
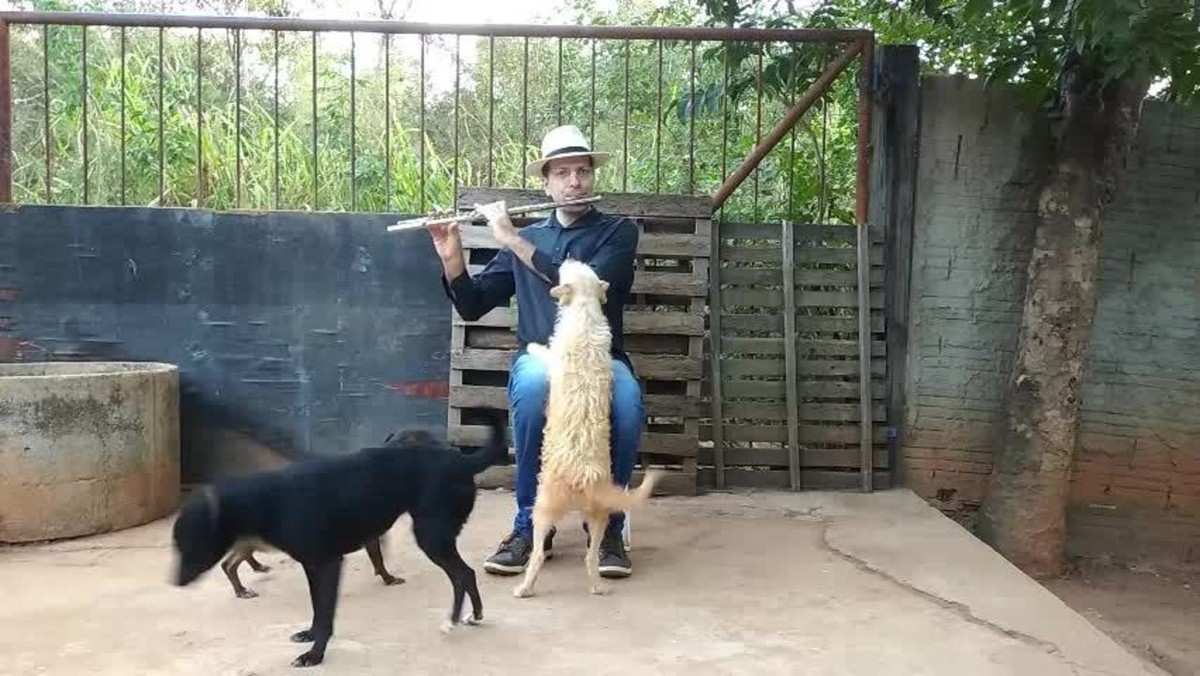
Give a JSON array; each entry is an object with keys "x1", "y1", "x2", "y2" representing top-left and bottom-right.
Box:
[{"x1": 524, "y1": 124, "x2": 611, "y2": 178}]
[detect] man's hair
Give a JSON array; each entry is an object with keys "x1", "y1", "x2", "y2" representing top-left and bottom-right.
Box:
[{"x1": 542, "y1": 155, "x2": 595, "y2": 178}]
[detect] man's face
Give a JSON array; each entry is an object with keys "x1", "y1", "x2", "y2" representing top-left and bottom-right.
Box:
[{"x1": 543, "y1": 156, "x2": 595, "y2": 218}]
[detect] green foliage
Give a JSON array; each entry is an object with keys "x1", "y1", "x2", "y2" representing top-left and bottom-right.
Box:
[{"x1": 5, "y1": 0, "x2": 864, "y2": 225}]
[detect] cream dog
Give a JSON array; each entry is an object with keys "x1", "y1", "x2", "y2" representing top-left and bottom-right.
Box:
[{"x1": 513, "y1": 259, "x2": 660, "y2": 598}]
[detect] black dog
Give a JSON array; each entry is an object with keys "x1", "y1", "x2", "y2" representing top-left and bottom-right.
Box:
[
  {"x1": 217, "y1": 430, "x2": 437, "y2": 599},
  {"x1": 171, "y1": 411, "x2": 508, "y2": 667}
]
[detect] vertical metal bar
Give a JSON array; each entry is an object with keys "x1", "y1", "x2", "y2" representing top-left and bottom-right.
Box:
[
  {"x1": 350, "y1": 31, "x2": 356, "y2": 211},
  {"x1": 384, "y1": 33, "x2": 390, "y2": 212},
  {"x1": 158, "y1": 27, "x2": 164, "y2": 205},
  {"x1": 521, "y1": 36, "x2": 528, "y2": 189},
  {"x1": 42, "y1": 24, "x2": 50, "y2": 203},
  {"x1": 82, "y1": 25, "x2": 88, "y2": 205},
  {"x1": 235, "y1": 28, "x2": 242, "y2": 208},
  {"x1": 709, "y1": 208, "x2": 725, "y2": 489},
  {"x1": 855, "y1": 35, "x2": 875, "y2": 493},
  {"x1": 654, "y1": 39, "x2": 662, "y2": 193},
  {"x1": 788, "y1": 44, "x2": 797, "y2": 221},
  {"x1": 688, "y1": 40, "x2": 696, "y2": 192},
  {"x1": 556, "y1": 37, "x2": 563, "y2": 126},
  {"x1": 589, "y1": 38, "x2": 596, "y2": 147},
  {"x1": 622, "y1": 39, "x2": 629, "y2": 192},
  {"x1": 452, "y1": 34, "x2": 460, "y2": 208},
  {"x1": 120, "y1": 26, "x2": 126, "y2": 205},
  {"x1": 419, "y1": 33, "x2": 425, "y2": 213},
  {"x1": 782, "y1": 219, "x2": 801, "y2": 490},
  {"x1": 488, "y1": 35, "x2": 494, "y2": 187},
  {"x1": 195, "y1": 27, "x2": 202, "y2": 207},
  {"x1": 719, "y1": 42, "x2": 729, "y2": 220},
  {"x1": 0, "y1": 20, "x2": 9, "y2": 204},
  {"x1": 753, "y1": 42, "x2": 762, "y2": 222},
  {"x1": 273, "y1": 29, "x2": 279, "y2": 209},
  {"x1": 311, "y1": 30, "x2": 317, "y2": 211}
]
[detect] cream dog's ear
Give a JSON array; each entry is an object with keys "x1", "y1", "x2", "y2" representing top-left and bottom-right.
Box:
[
  {"x1": 550, "y1": 283, "x2": 571, "y2": 303},
  {"x1": 598, "y1": 280, "x2": 609, "y2": 303}
]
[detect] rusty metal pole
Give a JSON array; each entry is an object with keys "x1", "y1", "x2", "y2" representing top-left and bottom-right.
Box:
[{"x1": 0, "y1": 20, "x2": 13, "y2": 203}]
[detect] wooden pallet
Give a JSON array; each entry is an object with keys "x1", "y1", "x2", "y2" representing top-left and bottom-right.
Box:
[
  {"x1": 446, "y1": 187, "x2": 712, "y2": 497},
  {"x1": 700, "y1": 220, "x2": 891, "y2": 491}
]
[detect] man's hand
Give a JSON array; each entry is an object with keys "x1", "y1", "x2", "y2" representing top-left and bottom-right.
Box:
[
  {"x1": 474, "y1": 201, "x2": 521, "y2": 248},
  {"x1": 426, "y1": 208, "x2": 466, "y2": 279}
]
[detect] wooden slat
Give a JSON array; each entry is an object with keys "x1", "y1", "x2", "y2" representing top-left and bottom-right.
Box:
[
  {"x1": 701, "y1": 424, "x2": 889, "y2": 445},
  {"x1": 697, "y1": 468, "x2": 890, "y2": 491},
  {"x1": 720, "y1": 267, "x2": 886, "y2": 286},
  {"x1": 709, "y1": 216, "x2": 726, "y2": 489},
  {"x1": 477, "y1": 465, "x2": 698, "y2": 497},
  {"x1": 456, "y1": 187, "x2": 713, "y2": 219},
  {"x1": 720, "y1": 337, "x2": 887, "y2": 357},
  {"x1": 722, "y1": 245, "x2": 884, "y2": 266},
  {"x1": 455, "y1": 307, "x2": 705, "y2": 335},
  {"x1": 720, "y1": 221, "x2": 885, "y2": 244},
  {"x1": 697, "y1": 446, "x2": 889, "y2": 469},
  {"x1": 721, "y1": 313, "x2": 885, "y2": 334},
  {"x1": 782, "y1": 220, "x2": 801, "y2": 490},
  {"x1": 453, "y1": 348, "x2": 702, "y2": 380},
  {"x1": 720, "y1": 380, "x2": 888, "y2": 400},
  {"x1": 721, "y1": 401, "x2": 888, "y2": 423},
  {"x1": 723, "y1": 358, "x2": 887, "y2": 378},
  {"x1": 722, "y1": 289, "x2": 886, "y2": 309},
  {"x1": 450, "y1": 384, "x2": 702, "y2": 416},
  {"x1": 459, "y1": 225, "x2": 709, "y2": 258}
]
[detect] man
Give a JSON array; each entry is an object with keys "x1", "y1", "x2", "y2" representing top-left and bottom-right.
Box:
[{"x1": 427, "y1": 124, "x2": 645, "y2": 579}]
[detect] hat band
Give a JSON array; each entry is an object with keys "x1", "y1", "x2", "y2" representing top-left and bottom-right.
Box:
[{"x1": 544, "y1": 145, "x2": 591, "y2": 159}]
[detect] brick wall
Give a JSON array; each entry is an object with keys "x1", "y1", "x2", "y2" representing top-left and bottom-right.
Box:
[{"x1": 901, "y1": 76, "x2": 1200, "y2": 565}]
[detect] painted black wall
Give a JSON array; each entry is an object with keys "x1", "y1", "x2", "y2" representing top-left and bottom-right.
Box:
[{"x1": 0, "y1": 205, "x2": 454, "y2": 483}]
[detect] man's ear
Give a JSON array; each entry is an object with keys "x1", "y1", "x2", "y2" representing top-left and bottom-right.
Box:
[{"x1": 550, "y1": 284, "x2": 571, "y2": 302}]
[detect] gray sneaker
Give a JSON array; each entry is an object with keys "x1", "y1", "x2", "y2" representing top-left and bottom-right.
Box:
[
  {"x1": 482, "y1": 528, "x2": 555, "y2": 575},
  {"x1": 597, "y1": 527, "x2": 632, "y2": 578}
]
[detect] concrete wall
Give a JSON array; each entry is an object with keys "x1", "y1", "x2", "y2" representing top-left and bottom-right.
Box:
[
  {"x1": 902, "y1": 76, "x2": 1200, "y2": 565},
  {"x1": 0, "y1": 206, "x2": 453, "y2": 484}
]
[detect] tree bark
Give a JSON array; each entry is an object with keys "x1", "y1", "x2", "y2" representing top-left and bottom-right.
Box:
[{"x1": 974, "y1": 67, "x2": 1150, "y2": 579}]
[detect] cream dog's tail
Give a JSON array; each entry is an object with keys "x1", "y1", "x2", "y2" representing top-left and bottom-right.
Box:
[{"x1": 588, "y1": 470, "x2": 662, "y2": 512}]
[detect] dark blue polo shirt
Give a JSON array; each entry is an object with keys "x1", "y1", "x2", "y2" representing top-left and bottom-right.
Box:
[{"x1": 441, "y1": 206, "x2": 639, "y2": 372}]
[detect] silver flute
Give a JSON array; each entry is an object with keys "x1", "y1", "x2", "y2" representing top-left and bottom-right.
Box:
[{"x1": 386, "y1": 195, "x2": 602, "y2": 233}]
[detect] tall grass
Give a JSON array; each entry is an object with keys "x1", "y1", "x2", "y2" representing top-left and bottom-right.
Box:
[{"x1": 6, "y1": 11, "x2": 862, "y2": 224}]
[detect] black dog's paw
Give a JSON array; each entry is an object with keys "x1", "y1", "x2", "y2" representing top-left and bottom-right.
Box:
[
  {"x1": 291, "y1": 649, "x2": 324, "y2": 667},
  {"x1": 290, "y1": 629, "x2": 316, "y2": 643},
  {"x1": 381, "y1": 574, "x2": 405, "y2": 586},
  {"x1": 235, "y1": 589, "x2": 259, "y2": 599}
]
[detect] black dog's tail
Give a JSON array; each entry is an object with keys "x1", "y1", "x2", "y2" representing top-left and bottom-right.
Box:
[{"x1": 459, "y1": 407, "x2": 509, "y2": 475}]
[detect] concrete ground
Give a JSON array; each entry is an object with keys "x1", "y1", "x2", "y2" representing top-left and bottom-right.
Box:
[{"x1": 0, "y1": 487, "x2": 1165, "y2": 676}]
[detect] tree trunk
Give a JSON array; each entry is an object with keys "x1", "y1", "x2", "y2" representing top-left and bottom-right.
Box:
[{"x1": 974, "y1": 68, "x2": 1150, "y2": 579}]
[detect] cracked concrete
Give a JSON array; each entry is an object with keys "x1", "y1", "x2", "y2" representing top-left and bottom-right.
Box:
[{"x1": 0, "y1": 487, "x2": 1163, "y2": 675}]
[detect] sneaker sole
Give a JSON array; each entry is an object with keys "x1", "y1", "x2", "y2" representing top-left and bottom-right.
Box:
[
  {"x1": 483, "y1": 551, "x2": 553, "y2": 575},
  {"x1": 598, "y1": 564, "x2": 632, "y2": 578}
]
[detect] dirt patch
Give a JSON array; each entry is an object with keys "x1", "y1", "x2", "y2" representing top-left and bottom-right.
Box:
[{"x1": 1044, "y1": 561, "x2": 1200, "y2": 676}]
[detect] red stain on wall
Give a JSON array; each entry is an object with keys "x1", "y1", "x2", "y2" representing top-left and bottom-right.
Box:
[
  {"x1": 384, "y1": 380, "x2": 450, "y2": 399},
  {"x1": 0, "y1": 287, "x2": 22, "y2": 302}
]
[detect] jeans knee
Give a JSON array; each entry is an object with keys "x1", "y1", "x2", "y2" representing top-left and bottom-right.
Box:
[
  {"x1": 611, "y1": 360, "x2": 645, "y2": 435},
  {"x1": 508, "y1": 353, "x2": 549, "y2": 415}
]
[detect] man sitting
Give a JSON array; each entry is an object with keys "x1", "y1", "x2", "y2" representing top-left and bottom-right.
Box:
[{"x1": 427, "y1": 124, "x2": 644, "y2": 579}]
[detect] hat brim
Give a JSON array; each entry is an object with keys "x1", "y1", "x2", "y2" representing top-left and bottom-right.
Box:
[{"x1": 524, "y1": 151, "x2": 611, "y2": 178}]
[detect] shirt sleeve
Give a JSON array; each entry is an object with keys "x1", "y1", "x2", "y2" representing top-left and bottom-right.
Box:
[{"x1": 440, "y1": 248, "x2": 517, "y2": 321}]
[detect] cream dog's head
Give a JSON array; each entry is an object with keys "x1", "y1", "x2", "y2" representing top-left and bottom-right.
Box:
[{"x1": 550, "y1": 259, "x2": 609, "y2": 307}]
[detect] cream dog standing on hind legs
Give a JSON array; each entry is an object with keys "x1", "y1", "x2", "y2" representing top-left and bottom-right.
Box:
[{"x1": 513, "y1": 259, "x2": 661, "y2": 598}]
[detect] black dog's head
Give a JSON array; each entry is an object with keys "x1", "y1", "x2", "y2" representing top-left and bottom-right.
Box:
[
  {"x1": 382, "y1": 428, "x2": 437, "y2": 447},
  {"x1": 171, "y1": 487, "x2": 233, "y2": 587}
]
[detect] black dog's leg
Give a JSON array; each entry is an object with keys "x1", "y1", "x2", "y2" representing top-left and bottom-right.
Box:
[
  {"x1": 290, "y1": 559, "x2": 343, "y2": 668},
  {"x1": 414, "y1": 520, "x2": 480, "y2": 632},
  {"x1": 363, "y1": 537, "x2": 404, "y2": 586},
  {"x1": 245, "y1": 552, "x2": 271, "y2": 573}
]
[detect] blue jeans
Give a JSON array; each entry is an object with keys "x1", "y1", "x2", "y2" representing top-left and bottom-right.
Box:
[{"x1": 507, "y1": 350, "x2": 644, "y2": 540}]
